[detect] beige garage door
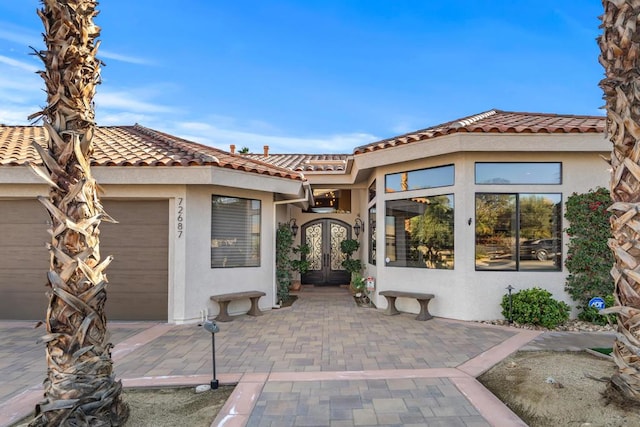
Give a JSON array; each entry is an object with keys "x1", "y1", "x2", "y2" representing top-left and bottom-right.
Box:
[{"x1": 0, "y1": 199, "x2": 168, "y2": 321}]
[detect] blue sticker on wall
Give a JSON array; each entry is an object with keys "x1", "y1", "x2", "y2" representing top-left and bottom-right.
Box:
[{"x1": 588, "y1": 297, "x2": 606, "y2": 310}]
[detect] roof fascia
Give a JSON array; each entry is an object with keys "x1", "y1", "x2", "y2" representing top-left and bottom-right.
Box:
[
  {"x1": 353, "y1": 132, "x2": 609, "y2": 171},
  {"x1": 0, "y1": 165, "x2": 305, "y2": 197}
]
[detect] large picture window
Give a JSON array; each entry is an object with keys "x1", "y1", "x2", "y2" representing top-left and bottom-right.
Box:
[
  {"x1": 385, "y1": 195, "x2": 454, "y2": 269},
  {"x1": 385, "y1": 165, "x2": 454, "y2": 193},
  {"x1": 475, "y1": 193, "x2": 562, "y2": 271},
  {"x1": 211, "y1": 196, "x2": 261, "y2": 268}
]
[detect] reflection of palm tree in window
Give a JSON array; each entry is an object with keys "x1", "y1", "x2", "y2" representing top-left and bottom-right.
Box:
[{"x1": 408, "y1": 196, "x2": 454, "y2": 269}]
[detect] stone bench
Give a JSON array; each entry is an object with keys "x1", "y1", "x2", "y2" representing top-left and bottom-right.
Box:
[
  {"x1": 379, "y1": 290, "x2": 435, "y2": 321},
  {"x1": 210, "y1": 291, "x2": 266, "y2": 322}
]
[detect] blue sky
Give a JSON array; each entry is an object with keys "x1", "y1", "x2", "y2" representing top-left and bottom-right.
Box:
[{"x1": 0, "y1": 1, "x2": 604, "y2": 154}]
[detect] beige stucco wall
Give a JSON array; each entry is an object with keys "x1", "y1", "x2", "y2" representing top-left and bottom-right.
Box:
[
  {"x1": 179, "y1": 185, "x2": 278, "y2": 324},
  {"x1": 353, "y1": 136, "x2": 611, "y2": 321},
  {"x1": 0, "y1": 166, "x2": 301, "y2": 324},
  {"x1": 0, "y1": 130, "x2": 613, "y2": 323}
]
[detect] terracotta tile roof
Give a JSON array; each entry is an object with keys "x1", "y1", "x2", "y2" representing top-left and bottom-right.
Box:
[
  {"x1": 0, "y1": 124, "x2": 303, "y2": 181},
  {"x1": 243, "y1": 153, "x2": 351, "y2": 173},
  {"x1": 354, "y1": 109, "x2": 606, "y2": 154}
]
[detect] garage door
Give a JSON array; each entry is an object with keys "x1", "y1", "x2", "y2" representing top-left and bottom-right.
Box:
[{"x1": 0, "y1": 199, "x2": 168, "y2": 321}]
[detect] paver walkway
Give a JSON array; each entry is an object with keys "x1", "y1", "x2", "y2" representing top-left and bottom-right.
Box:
[{"x1": 0, "y1": 286, "x2": 616, "y2": 427}]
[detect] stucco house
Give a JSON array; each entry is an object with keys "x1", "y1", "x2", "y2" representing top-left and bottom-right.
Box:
[{"x1": 0, "y1": 109, "x2": 610, "y2": 323}]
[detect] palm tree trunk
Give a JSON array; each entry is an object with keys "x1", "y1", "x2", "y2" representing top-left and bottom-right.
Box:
[
  {"x1": 28, "y1": 1, "x2": 128, "y2": 425},
  {"x1": 599, "y1": 0, "x2": 640, "y2": 402}
]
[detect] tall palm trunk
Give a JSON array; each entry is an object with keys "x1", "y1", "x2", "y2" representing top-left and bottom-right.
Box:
[
  {"x1": 599, "y1": 0, "x2": 640, "y2": 402},
  {"x1": 28, "y1": 1, "x2": 128, "y2": 425}
]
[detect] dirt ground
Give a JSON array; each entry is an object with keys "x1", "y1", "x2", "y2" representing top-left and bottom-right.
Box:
[
  {"x1": 479, "y1": 351, "x2": 640, "y2": 427},
  {"x1": 122, "y1": 386, "x2": 234, "y2": 427}
]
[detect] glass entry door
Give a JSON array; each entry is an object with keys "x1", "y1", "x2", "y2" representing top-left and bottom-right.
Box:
[{"x1": 301, "y1": 219, "x2": 351, "y2": 285}]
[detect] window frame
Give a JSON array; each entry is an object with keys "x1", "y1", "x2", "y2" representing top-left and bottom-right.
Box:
[
  {"x1": 210, "y1": 195, "x2": 261, "y2": 268},
  {"x1": 474, "y1": 192, "x2": 562, "y2": 272},
  {"x1": 475, "y1": 162, "x2": 562, "y2": 185},
  {"x1": 385, "y1": 164, "x2": 455, "y2": 193},
  {"x1": 384, "y1": 193, "x2": 455, "y2": 269}
]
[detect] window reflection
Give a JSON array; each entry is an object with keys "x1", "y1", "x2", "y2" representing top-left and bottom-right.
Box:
[
  {"x1": 385, "y1": 195, "x2": 454, "y2": 269},
  {"x1": 475, "y1": 193, "x2": 562, "y2": 271},
  {"x1": 368, "y1": 205, "x2": 376, "y2": 265},
  {"x1": 385, "y1": 165, "x2": 454, "y2": 192},
  {"x1": 475, "y1": 162, "x2": 561, "y2": 184}
]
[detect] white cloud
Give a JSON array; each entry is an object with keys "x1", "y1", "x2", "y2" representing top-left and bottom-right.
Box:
[
  {"x1": 0, "y1": 106, "x2": 38, "y2": 125},
  {"x1": 100, "y1": 50, "x2": 154, "y2": 66},
  {"x1": 0, "y1": 55, "x2": 39, "y2": 72},
  {"x1": 95, "y1": 90, "x2": 178, "y2": 114},
  {"x1": 97, "y1": 111, "x2": 157, "y2": 126},
  {"x1": 0, "y1": 23, "x2": 40, "y2": 47},
  {"x1": 167, "y1": 120, "x2": 376, "y2": 154}
]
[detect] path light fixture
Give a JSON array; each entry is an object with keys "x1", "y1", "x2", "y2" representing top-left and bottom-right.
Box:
[
  {"x1": 353, "y1": 217, "x2": 364, "y2": 238},
  {"x1": 201, "y1": 320, "x2": 220, "y2": 389},
  {"x1": 506, "y1": 285, "x2": 515, "y2": 324},
  {"x1": 288, "y1": 218, "x2": 298, "y2": 237}
]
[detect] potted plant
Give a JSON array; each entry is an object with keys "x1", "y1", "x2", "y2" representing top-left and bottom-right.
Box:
[
  {"x1": 276, "y1": 222, "x2": 311, "y2": 300},
  {"x1": 340, "y1": 238, "x2": 364, "y2": 293},
  {"x1": 289, "y1": 243, "x2": 310, "y2": 291}
]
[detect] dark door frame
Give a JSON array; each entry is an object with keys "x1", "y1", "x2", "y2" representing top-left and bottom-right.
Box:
[{"x1": 301, "y1": 218, "x2": 351, "y2": 286}]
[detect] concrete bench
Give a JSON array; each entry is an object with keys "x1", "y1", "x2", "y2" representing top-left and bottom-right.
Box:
[
  {"x1": 379, "y1": 290, "x2": 434, "y2": 321},
  {"x1": 210, "y1": 291, "x2": 266, "y2": 322}
]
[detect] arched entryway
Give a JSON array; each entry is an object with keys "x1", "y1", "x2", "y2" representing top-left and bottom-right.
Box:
[{"x1": 301, "y1": 218, "x2": 351, "y2": 286}]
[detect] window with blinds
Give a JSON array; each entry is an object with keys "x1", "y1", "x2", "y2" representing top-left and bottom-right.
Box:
[{"x1": 211, "y1": 195, "x2": 261, "y2": 268}]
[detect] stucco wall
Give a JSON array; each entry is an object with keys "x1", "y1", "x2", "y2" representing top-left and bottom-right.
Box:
[
  {"x1": 180, "y1": 185, "x2": 277, "y2": 324},
  {"x1": 362, "y1": 149, "x2": 610, "y2": 321}
]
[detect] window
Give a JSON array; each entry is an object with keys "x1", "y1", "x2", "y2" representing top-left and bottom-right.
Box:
[
  {"x1": 368, "y1": 180, "x2": 376, "y2": 202},
  {"x1": 475, "y1": 193, "x2": 562, "y2": 271},
  {"x1": 385, "y1": 195, "x2": 454, "y2": 269},
  {"x1": 308, "y1": 189, "x2": 351, "y2": 213},
  {"x1": 211, "y1": 196, "x2": 261, "y2": 268},
  {"x1": 475, "y1": 162, "x2": 561, "y2": 184},
  {"x1": 368, "y1": 205, "x2": 376, "y2": 265},
  {"x1": 385, "y1": 165, "x2": 454, "y2": 193}
]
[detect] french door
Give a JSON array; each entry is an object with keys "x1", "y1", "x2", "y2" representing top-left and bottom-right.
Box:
[{"x1": 301, "y1": 219, "x2": 351, "y2": 285}]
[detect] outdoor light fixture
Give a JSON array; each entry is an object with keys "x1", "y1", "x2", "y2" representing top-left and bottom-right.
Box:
[
  {"x1": 201, "y1": 320, "x2": 220, "y2": 389},
  {"x1": 506, "y1": 285, "x2": 515, "y2": 324},
  {"x1": 289, "y1": 218, "x2": 298, "y2": 237},
  {"x1": 353, "y1": 217, "x2": 364, "y2": 238}
]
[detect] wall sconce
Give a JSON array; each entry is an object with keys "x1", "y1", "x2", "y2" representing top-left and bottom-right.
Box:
[
  {"x1": 353, "y1": 217, "x2": 364, "y2": 238},
  {"x1": 289, "y1": 218, "x2": 299, "y2": 237},
  {"x1": 468, "y1": 218, "x2": 472, "y2": 226}
]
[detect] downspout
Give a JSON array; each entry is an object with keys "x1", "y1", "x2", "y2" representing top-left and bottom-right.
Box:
[{"x1": 272, "y1": 180, "x2": 312, "y2": 306}]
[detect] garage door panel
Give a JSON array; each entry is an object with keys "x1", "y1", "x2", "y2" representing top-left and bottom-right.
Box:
[
  {"x1": 106, "y1": 249, "x2": 167, "y2": 272},
  {"x1": 105, "y1": 293, "x2": 166, "y2": 321},
  {"x1": 0, "y1": 292, "x2": 48, "y2": 320},
  {"x1": 0, "y1": 200, "x2": 49, "y2": 224},
  {"x1": 0, "y1": 225, "x2": 49, "y2": 246},
  {"x1": 102, "y1": 201, "x2": 169, "y2": 225},
  {"x1": 0, "y1": 199, "x2": 168, "y2": 321},
  {"x1": 0, "y1": 270, "x2": 49, "y2": 291},
  {"x1": 0, "y1": 248, "x2": 49, "y2": 265},
  {"x1": 100, "y1": 225, "x2": 168, "y2": 248},
  {"x1": 106, "y1": 271, "x2": 168, "y2": 292}
]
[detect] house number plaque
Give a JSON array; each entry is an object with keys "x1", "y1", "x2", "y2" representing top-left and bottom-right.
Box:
[{"x1": 177, "y1": 197, "x2": 184, "y2": 238}]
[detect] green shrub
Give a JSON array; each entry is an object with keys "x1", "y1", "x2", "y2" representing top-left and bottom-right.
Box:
[
  {"x1": 564, "y1": 188, "x2": 614, "y2": 317},
  {"x1": 501, "y1": 287, "x2": 570, "y2": 329},
  {"x1": 578, "y1": 294, "x2": 615, "y2": 325}
]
